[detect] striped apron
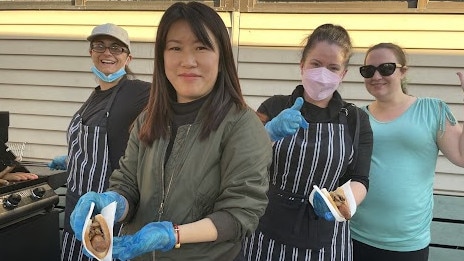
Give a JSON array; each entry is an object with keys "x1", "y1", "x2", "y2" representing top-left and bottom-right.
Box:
[
  {"x1": 61, "y1": 85, "x2": 121, "y2": 261},
  {"x1": 243, "y1": 109, "x2": 354, "y2": 261}
]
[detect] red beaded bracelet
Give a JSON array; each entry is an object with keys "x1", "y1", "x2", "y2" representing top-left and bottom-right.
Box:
[{"x1": 173, "y1": 224, "x2": 181, "y2": 248}]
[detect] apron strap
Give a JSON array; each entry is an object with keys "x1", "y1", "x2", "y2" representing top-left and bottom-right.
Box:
[
  {"x1": 100, "y1": 83, "x2": 122, "y2": 127},
  {"x1": 341, "y1": 103, "x2": 360, "y2": 172},
  {"x1": 78, "y1": 81, "x2": 123, "y2": 126}
]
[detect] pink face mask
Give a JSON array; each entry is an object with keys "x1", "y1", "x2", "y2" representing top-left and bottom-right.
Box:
[{"x1": 302, "y1": 67, "x2": 341, "y2": 101}]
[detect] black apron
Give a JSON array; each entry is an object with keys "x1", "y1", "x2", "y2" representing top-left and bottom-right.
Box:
[
  {"x1": 61, "y1": 85, "x2": 122, "y2": 261},
  {"x1": 255, "y1": 108, "x2": 352, "y2": 251}
]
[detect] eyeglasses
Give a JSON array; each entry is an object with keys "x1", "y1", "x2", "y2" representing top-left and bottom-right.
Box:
[
  {"x1": 359, "y1": 63, "x2": 403, "y2": 78},
  {"x1": 91, "y1": 43, "x2": 129, "y2": 55}
]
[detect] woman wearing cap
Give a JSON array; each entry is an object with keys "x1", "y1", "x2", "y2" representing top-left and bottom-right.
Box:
[
  {"x1": 52, "y1": 23, "x2": 151, "y2": 261},
  {"x1": 67, "y1": 2, "x2": 272, "y2": 261}
]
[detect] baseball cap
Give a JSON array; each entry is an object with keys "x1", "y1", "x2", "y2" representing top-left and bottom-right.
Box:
[{"x1": 87, "y1": 23, "x2": 131, "y2": 52}]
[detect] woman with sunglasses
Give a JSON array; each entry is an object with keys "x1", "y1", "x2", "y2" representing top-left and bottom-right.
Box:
[
  {"x1": 50, "y1": 23, "x2": 151, "y2": 261},
  {"x1": 242, "y1": 23, "x2": 373, "y2": 261},
  {"x1": 350, "y1": 42, "x2": 464, "y2": 261}
]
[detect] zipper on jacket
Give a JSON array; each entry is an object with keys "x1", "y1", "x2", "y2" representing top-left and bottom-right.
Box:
[
  {"x1": 158, "y1": 136, "x2": 168, "y2": 222},
  {"x1": 157, "y1": 124, "x2": 191, "y2": 221}
]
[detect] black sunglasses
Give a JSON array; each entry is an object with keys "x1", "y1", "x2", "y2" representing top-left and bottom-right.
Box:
[
  {"x1": 359, "y1": 63, "x2": 403, "y2": 78},
  {"x1": 91, "y1": 43, "x2": 129, "y2": 55}
]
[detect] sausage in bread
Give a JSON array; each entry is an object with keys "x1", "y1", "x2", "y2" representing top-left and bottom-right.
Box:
[
  {"x1": 322, "y1": 187, "x2": 351, "y2": 220},
  {"x1": 84, "y1": 214, "x2": 111, "y2": 259}
]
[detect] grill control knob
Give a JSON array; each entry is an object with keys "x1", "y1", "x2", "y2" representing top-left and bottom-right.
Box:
[
  {"x1": 4, "y1": 193, "x2": 21, "y2": 209},
  {"x1": 31, "y1": 187, "x2": 46, "y2": 199}
]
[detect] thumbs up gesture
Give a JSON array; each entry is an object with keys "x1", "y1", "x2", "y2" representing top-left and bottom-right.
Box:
[{"x1": 264, "y1": 97, "x2": 309, "y2": 141}]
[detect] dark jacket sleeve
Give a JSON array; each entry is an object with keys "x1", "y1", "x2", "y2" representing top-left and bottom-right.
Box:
[{"x1": 340, "y1": 107, "x2": 372, "y2": 190}]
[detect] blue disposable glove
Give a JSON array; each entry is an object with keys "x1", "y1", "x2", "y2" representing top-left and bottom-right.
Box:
[
  {"x1": 47, "y1": 155, "x2": 67, "y2": 170},
  {"x1": 70, "y1": 191, "x2": 126, "y2": 241},
  {"x1": 309, "y1": 184, "x2": 356, "y2": 222},
  {"x1": 265, "y1": 97, "x2": 309, "y2": 141},
  {"x1": 112, "y1": 221, "x2": 176, "y2": 261},
  {"x1": 311, "y1": 189, "x2": 335, "y2": 221}
]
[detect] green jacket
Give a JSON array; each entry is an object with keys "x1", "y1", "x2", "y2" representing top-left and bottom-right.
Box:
[{"x1": 109, "y1": 105, "x2": 272, "y2": 260}]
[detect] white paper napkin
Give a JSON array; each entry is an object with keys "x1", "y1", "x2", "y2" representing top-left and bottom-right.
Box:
[
  {"x1": 340, "y1": 180, "x2": 357, "y2": 216},
  {"x1": 82, "y1": 202, "x2": 117, "y2": 261}
]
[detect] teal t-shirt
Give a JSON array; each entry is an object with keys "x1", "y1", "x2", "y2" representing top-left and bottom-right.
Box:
[{"x1": 350, "y1": 97, "x2": 456, "y2": 251}]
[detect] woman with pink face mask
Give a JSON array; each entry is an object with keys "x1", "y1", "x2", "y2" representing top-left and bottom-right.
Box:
[{"x1": 242, "y1": 24, "x2": 373, "y2": 261}]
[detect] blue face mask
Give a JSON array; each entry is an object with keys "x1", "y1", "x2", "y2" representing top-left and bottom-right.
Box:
[{"x1": 91, "y1": 66, "x2": 127, "y2": 83}]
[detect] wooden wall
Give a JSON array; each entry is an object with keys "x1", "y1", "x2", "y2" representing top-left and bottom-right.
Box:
[{"x1": 0, "y1": 10, "x2": 463, "y2": 195}]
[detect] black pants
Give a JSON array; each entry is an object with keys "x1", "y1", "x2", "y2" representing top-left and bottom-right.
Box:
[{"x1": 352, "y1": 239, "x2": 429, "y2": 261}]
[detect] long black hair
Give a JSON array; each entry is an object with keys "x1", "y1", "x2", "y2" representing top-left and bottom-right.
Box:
[{"x1": 139, "y1": 2, "x2": 246, "y2": 144}]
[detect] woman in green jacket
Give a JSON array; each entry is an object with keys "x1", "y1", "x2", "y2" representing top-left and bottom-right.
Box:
[{"x1": 68, "y1": 2, "x2": 272, "y2": 261}]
